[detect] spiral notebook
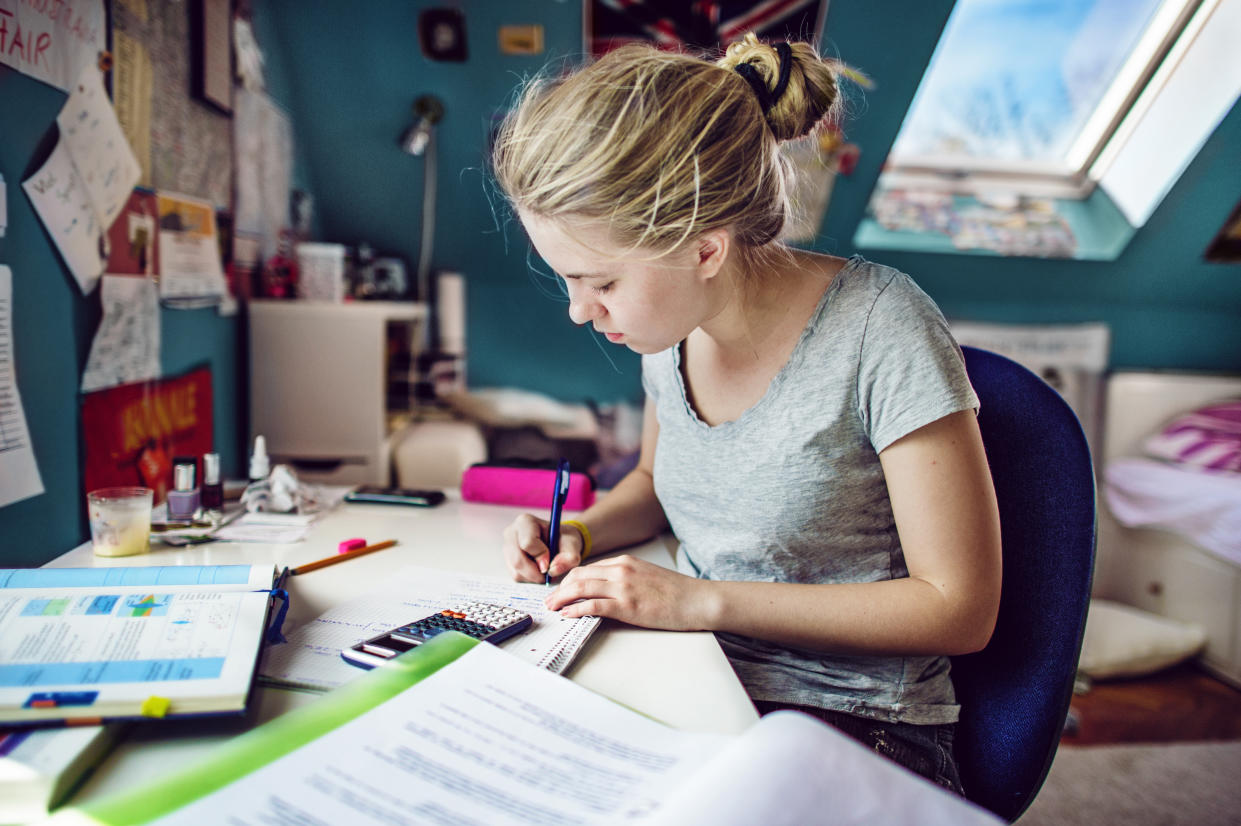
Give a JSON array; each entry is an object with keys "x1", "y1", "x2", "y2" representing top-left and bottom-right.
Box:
[{"x1": 258, "y1": 565, "x2": 602, "y2": 691}]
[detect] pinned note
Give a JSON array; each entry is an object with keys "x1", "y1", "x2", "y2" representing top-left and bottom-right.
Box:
[
  {"x1": 80, "y1": 274, "x2": 160, "y2": 393},
  {"x1": 0, "y1": 266, "x2": 45, "y2": 509},
  {"x1": 22, "y1": 65, "x2": 141, "y2": 294}
]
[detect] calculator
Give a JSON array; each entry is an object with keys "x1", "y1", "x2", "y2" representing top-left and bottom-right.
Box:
[{"x1": 341, "y1": 601, "x2": 534, "y2": 670}]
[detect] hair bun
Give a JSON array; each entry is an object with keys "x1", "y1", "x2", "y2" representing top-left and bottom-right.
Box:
[{"x1": 718, "y1": 33, "x2": 839, "y2": 142}]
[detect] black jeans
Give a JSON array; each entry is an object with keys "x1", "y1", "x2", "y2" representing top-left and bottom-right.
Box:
[{"x1": 754, "y1": 701, "x2": 965, "y2": 797}]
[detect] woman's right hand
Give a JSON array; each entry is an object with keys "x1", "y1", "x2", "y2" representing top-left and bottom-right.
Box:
[{"x1": 502, "y1": 513, "x2": 587, "y2": 583}]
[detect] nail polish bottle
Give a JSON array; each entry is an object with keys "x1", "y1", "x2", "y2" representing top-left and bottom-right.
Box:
[
  {"x1": 201, "y1": 452, "x2": 223, "y2": 521},
  {"x1": 167, "y1": 458, "x2": 200, "y2": 521}
]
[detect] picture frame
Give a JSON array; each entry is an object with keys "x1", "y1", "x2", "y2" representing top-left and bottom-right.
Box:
[{"x1": 191, "y1": 0, "x2": 233, "y2": 114}]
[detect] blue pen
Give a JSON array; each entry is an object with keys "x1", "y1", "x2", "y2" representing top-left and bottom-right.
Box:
[{"x1": 545, "y1": 458, "x2": 571, "y2": 585}]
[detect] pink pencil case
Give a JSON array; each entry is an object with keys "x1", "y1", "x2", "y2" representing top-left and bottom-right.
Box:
[{"x1": 461, "y1": 464, "x2": 596, "y2": 510}]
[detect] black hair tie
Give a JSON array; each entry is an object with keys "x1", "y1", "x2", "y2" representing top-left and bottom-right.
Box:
[
  {"x1": 734, "y1": 41, "x2": 794, "y2": 115},
  {"x1": 772, "y1": 42, "x2": 793, "y2": 104}
]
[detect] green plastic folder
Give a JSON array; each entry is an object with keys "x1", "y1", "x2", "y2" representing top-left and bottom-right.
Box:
[{"x1": 48, "y1": 632, "x2": 479, "y2": 826}]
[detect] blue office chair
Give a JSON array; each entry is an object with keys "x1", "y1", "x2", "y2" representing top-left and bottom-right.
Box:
[{"x1": 952, "y1": 346, "x2": 1097, "y2": 822}]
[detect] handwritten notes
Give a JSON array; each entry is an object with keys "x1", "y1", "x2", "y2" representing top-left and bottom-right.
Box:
[
  {"x1": 23, "y1": 65, "x2": 141, "y2": 294},
  {"x1": 0, "y1": 0, "x2": 106, "y2": 92},
  {"x1": 0, "y1": 267, "x2": 45, "y2": 509},
  {"x1": 80, "y1": 275, "x2": 160, "y2": 393},
  {"x1": 56, "y1": 66, "x2": 141, "y2": 229},
  {"x1": 22, "y1": 141, "x2": 101, "y2": 291}
]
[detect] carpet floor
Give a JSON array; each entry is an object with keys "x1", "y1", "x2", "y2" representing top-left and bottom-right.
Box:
[{"x1": 1017, "y1": 740, "x2": 1241, "y2": 825}]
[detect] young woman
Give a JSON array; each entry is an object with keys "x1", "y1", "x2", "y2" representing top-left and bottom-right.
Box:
[{"x1": 492, "y1": 34, "x2": 1002, "y2": 794}]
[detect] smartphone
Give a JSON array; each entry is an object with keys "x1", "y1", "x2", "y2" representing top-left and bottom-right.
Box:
[{"x1": 343, "y1": 486, "x2": 446, "y2": 507}]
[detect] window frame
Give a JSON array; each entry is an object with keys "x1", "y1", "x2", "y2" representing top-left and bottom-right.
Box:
[{"x1": 877, "y1": 0, "x2": 1209, "y2": 201}]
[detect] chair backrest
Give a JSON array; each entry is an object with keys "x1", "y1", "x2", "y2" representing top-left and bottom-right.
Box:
[{"x1": 952, "y1": 346, "x2": 1097, "y2": 822}]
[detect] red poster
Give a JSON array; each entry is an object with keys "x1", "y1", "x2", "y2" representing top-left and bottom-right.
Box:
[{"x1": 81, "y1": 368, "x2": 213, "y2": 503}]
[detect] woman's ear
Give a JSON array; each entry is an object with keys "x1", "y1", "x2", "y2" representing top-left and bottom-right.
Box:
[{"x1": 695, "y1": 228, "x2": 732, "y2": 282}]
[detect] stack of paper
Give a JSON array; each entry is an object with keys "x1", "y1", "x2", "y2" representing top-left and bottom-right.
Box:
[{"x1": 48, "y1": 635, "x2": 1002, "y2": 825}]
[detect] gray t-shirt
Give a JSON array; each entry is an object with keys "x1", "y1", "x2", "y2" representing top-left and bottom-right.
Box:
[{"x1": 641, "y1": 256, "x2": 978, "y2": 725}]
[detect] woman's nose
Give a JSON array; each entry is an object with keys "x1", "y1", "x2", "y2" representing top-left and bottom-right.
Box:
[{"x1": 567, "y1": 291, "x2": 603, "y2": 326}]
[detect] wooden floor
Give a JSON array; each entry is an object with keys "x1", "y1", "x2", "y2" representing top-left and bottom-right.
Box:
[{"x1": 1063, "y1": 662, "x2": 1241, "y2": 746}]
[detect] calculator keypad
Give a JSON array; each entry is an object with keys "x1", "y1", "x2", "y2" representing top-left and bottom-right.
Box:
[
  {"x1": 348, "y1": 601, "x2": 533, "y2": 665},
  {"x1": 393, "y1": 602, "x2": 530, "y2": 643}
]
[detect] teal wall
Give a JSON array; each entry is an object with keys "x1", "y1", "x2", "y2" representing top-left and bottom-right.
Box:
[
  {"x1": 3, "y1": 0, "x2": 1238, "y2": 563},
  {"x1": 264, "y1": 0, "x2": 1241, "y2": 400},
  {"x1": 261, "y1": 0, "x2": 643, "y2": 405}
]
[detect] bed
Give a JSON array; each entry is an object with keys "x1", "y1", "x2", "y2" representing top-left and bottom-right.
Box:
[{"x1": 1093, "y1": 370, "x2": 1241, "y2": 688}]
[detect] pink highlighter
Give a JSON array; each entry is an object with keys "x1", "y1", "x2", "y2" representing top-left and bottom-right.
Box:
[{"x1": 460, "y1": 464, "x2": 595, "y2": 510}]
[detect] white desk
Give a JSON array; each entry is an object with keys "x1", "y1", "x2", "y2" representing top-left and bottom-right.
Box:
[{"x1": 48, "y1": 492, "x2": 758, "y2": 808}]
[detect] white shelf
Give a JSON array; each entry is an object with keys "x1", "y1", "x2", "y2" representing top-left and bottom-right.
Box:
[{"x1": 248, "y1": 300, "x2": 428, "y2": 485}]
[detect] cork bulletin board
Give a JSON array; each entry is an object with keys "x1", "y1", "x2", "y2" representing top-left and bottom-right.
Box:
[{"x1": 111, "y1": 0, "x2": 232, "y2": 208}]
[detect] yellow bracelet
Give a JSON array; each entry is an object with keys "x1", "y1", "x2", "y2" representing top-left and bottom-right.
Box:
[{"x1": 562, "y1": 519, "x2": 592, "y2": 560}]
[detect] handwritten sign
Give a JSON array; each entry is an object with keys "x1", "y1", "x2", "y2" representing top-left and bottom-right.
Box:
[{"x1": 0, "y1": 0, "x2": 105, "y2": 92}]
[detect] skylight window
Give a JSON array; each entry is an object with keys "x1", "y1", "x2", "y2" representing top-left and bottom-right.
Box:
[{"x1": 879, "y1": 0, "x2": 1201, "y2": 198}]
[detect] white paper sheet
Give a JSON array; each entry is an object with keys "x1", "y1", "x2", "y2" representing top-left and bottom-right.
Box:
[
  {"x1": 161, "y1": 644, "x2": 1001, "y2": 825},
  {"x1": 645, "y1": 711, "x2": 1001, "y2": 826},
  {"x1": 157, "y1": 643, "x2": 727, "y2": 825},
  {"x1": 0, "y1": 266, "x2": 45, "y2": 509},
  {"x1": 80, "y1": 275, "x2": 160, "y2": 393},
  {"x1": 55, "y1": 66, "x2": 141, "y2": 231},
  {"x1": 22, "y1": 140, "x2": 104, "y2": 293},
  {"x1": 259, "y1": 565, "x2": 600, "y2": 689},
  {"x1": 22, "y1": 65, "x2": 141, "y2": 294}
]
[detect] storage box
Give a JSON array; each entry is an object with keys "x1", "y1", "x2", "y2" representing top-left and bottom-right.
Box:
[{"x1": 296, "y1": 242, "x2": 347, "y2": 302}]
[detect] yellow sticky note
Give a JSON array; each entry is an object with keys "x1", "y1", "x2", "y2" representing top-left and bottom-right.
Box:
[{"x1": 141, "y1": 696, "x2": 171, "y2": 717}]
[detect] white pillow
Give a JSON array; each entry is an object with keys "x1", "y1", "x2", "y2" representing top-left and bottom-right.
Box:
[{"x1": 1077, "y1": 599, "x2": 1206, "y2": 680}]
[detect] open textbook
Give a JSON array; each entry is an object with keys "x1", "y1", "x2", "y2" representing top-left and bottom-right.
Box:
[
  {"x1": 258, "y1": 565, "x2": 600, "y2": 690},
  {"x1": 46, "y1": 634, "x2": 1000, "y2": 826},
  {"x1": 0, "y1": 565, "x2": 280, "y2": 725}
]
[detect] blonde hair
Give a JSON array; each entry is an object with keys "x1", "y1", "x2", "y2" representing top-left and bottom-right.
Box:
[{"x1": 492, "y1": 34, "x2": 839, "y2": 260}]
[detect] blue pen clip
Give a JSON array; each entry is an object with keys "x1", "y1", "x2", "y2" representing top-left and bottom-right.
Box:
[{"x1": 545, "y1": 458, "x2": 571, "y2": 585}]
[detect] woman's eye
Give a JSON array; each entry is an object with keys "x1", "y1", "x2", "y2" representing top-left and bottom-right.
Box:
[{"x1": 593, "y1": 282, "x2": 614, "y2": 294}]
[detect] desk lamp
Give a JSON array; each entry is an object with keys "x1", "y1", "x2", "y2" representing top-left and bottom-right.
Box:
[{"x1": 398, "y1": 95, "x2": 452, "y2": 405}]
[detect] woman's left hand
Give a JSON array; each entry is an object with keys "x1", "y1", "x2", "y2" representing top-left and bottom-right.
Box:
[{"x1": 545, "y1": 555, "x2": 714, "y2": 631}]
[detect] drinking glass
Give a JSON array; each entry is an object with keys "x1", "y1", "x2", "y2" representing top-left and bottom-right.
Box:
[{"x1": 86, "y1": 487, "x2": 154, "y2": 557}]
